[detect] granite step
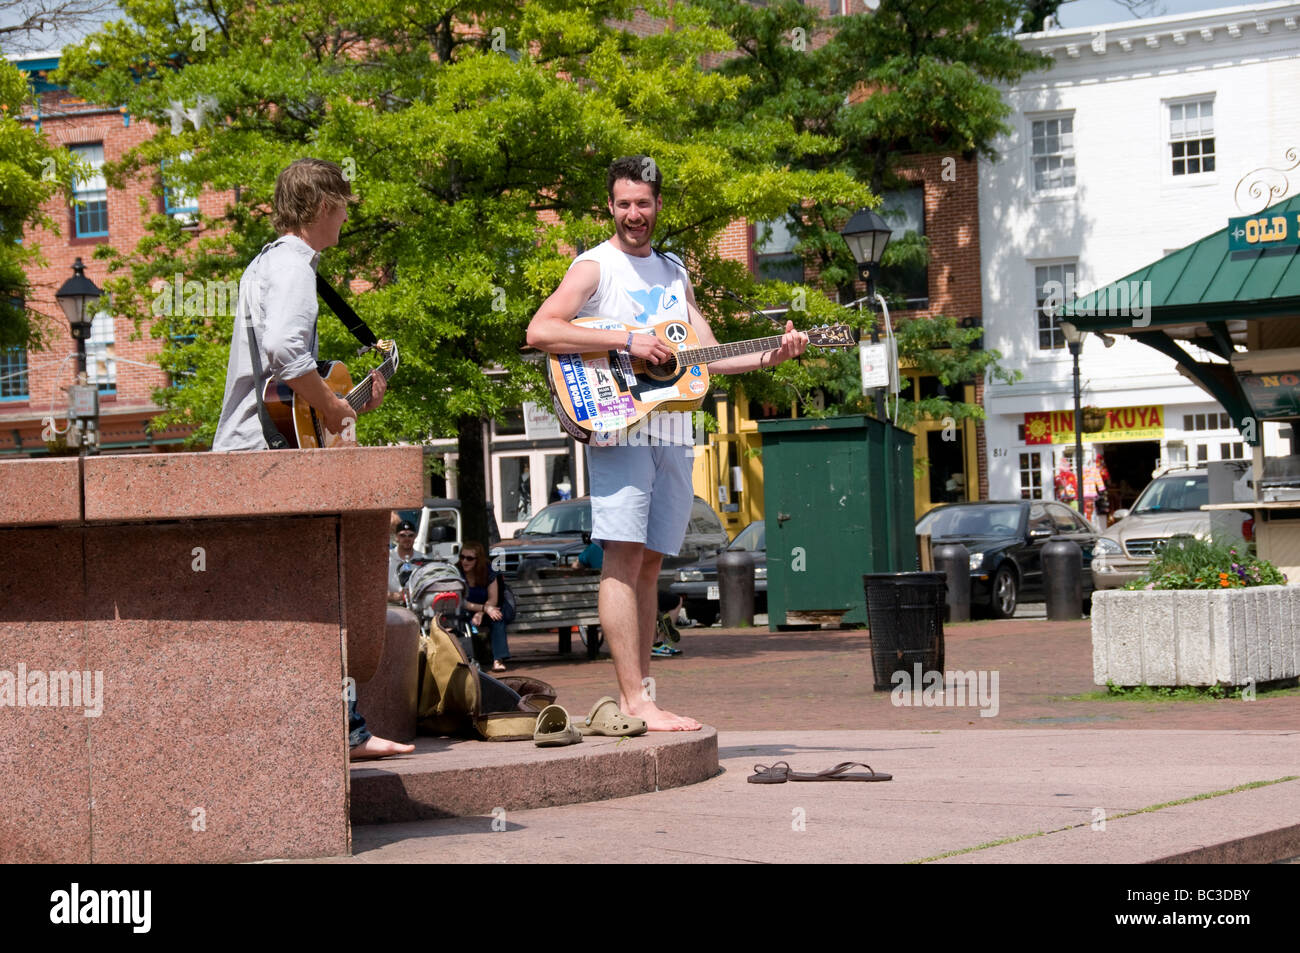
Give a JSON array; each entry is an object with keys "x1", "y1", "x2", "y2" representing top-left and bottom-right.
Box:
[{"x1": 349, "y1": 727, "x2": 718, "y2": 824}]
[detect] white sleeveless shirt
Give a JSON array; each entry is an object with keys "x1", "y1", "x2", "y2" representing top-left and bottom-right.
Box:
[{"x1": 570, "y1": 241, "x2": 696, "y2": 444}]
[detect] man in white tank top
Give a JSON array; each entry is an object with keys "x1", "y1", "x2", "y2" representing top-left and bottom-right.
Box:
[{"x1": 527, "y1": 156, "x2": 807, "y2": 731}]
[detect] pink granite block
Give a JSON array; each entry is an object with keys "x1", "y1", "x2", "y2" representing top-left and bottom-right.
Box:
[
  {"x1": 83, "y1": 519, "x2": 350, "y2": 863},
  {"x1": 0, "y1": 529, "x2": 91, "y2": 863},
  {"x1": 341, "y1": 511, "x2": 391, "y2": 683},
  {"x1": 0, "y1": 458, "x2": 81, "y2": 526},
  {"x1": 354, "y1": 607, "x2": 420, "y2": 744},
  {"x1": 82, "y1": 446, "x2": 423, "y2": 523},
  {"x1": 350, "y1": 729, "x2": 719, "y2": 824}
]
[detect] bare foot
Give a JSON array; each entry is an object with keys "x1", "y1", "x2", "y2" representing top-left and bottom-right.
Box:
[
  {"x1": 350, "y1": 735, "x2": 416, "y2": 760},
  {"x1": 622, "y1": 699, "x2": 702, "y2": 732}
]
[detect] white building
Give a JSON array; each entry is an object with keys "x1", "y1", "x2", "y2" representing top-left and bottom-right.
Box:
[{"x1": 978, "y1": 1, "x2": 1300, "y2": 514}]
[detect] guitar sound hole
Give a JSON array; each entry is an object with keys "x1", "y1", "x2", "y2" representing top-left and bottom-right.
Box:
[{"x1": 645, "y1": 357, "x2": 679, "y2": 380}]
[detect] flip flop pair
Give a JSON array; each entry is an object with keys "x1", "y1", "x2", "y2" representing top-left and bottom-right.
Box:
[{"x1": 747, "y1": 761, "x2": 892, "y2": 783}]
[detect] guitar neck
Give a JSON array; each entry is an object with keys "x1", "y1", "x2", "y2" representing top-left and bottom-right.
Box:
[
  {"x1": 678, "y1": 334, "x2": 787, "y2": 366},
  {"x1": 345, "y1": 352, "x2": 398, "y2": 411}
]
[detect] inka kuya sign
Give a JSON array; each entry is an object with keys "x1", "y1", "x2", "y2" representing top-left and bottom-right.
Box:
[
  {"x1": 1227, "y1": 211, "x2": 1300, "y2": 252},
  {"x1": 1024, "y1": 405, "x2": 1164, "y2": 445}
]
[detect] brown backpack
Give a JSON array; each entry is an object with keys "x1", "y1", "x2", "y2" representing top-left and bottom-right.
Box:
[{"x1": 416, "y1": 613, "x2": 556, "y2": 741}]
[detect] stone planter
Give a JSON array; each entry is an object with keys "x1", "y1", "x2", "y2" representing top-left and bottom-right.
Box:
[{"x1": 1092, "y1": 586, "x2": 1300, "y2": 687}]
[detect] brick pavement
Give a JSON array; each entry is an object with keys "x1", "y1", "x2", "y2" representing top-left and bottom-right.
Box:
[{"x1": 500, "y1": 617, "x2": 1300, "y2": 731}]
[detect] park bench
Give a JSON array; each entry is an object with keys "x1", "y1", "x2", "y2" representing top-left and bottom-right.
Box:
[{"x1": 509, "y1": 568, "x2": 603, "y2": 658}]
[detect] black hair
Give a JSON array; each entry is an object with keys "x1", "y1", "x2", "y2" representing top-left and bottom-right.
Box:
[{"x1": 607, "y1": 155, "x2": 662, "y2": 200}]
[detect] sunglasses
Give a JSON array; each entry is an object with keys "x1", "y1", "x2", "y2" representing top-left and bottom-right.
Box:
[{"x1": 460, "y1": 554, "x2": 478, "y2": 562}]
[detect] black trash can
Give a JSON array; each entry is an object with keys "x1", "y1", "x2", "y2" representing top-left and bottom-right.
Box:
[{"x1": 863, "y1": 572, "x2": 946, "y2": 692}]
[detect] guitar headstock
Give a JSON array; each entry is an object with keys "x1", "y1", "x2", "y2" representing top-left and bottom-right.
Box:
[
  {"x1": 806, "y1": 324, "x2": 858, "y2": 349},
  {"x1": 377, "y1": 339, "x2": 399, "y2": 374}
]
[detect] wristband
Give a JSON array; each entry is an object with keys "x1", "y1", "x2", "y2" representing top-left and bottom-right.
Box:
[{"x1": 625, "y1": 331, "x2": 633, "y2": 352}]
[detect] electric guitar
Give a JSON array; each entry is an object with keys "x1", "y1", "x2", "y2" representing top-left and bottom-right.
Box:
[
  {"x1": 546, "y1": 318, "x2": 855, "y2": 444},
  {"x1": 262, "y1": 340, "x2": 400, "y2": 449}
]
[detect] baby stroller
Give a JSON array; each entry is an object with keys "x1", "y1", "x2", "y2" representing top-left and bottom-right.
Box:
[{"x1": 405, "y1": 561, "x2": 467, "y2": 633}]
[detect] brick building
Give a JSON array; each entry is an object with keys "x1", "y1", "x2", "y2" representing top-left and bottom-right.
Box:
[{"x1": 1, "y1": 53, "x2": 207, "y2": 456}]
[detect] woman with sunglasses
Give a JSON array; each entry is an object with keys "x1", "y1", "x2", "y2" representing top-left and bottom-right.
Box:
[{"x1": 459, "y1": 542, "x2": 511, "y2": 672}]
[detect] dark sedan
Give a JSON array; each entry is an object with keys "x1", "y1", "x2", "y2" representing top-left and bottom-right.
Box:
[
  {"x1": 669, "y1": 520, "x2": 766, "y2": 626},
  {"x1": 915, "y1": 501, "x2": 1098, "y2": 618}
]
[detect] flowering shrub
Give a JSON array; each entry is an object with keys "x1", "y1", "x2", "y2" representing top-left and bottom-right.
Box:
[{"x1": 1124, "y1": 537, "x2": 1287, "y2": 591}]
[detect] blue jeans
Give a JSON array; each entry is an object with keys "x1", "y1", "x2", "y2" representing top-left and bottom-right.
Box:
[
  {"x1": 348, "y1": 697, "x2": 371, "y2": 747},
  {"x1": 489, "y1": 619, "x2": 510, "y2": 661}
]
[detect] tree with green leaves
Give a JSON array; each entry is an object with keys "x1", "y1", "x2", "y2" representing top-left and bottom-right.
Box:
[
  {"x1": 0, "y1": 55, "x2": 76, "y2": 350},
  {"x1": 55, "y1": 0, "x2": 869, "y2": 542},
  {"x1": 690, "y1": 0, "x2": 1053, "y2": 431}
]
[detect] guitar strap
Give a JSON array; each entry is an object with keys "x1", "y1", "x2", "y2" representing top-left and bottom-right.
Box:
[
  {"x1": 244, "y1": 320, "x2": 289, "y2": 450},
  {"x1": 315, "y1": 275, "x2": 378, "y2": 349}
]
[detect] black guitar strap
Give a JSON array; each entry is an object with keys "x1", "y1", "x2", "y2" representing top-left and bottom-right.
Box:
[{"x1": 316, "y1": 275, "x2": 378, "y2": 349}]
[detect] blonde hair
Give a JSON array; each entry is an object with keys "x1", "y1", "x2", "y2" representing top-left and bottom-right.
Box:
[{"x1": 271, "y1": 158, "x2": 357, "y2": 234}]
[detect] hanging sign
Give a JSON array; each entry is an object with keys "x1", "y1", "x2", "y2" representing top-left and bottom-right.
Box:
[{"x1": 1228, "y1": 211, "x2": 1300, "y2": 251}]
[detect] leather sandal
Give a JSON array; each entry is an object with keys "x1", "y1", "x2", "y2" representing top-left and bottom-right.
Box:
[
  {"x1": 577, "y1": 696, "x2": 647, "y2": 737},
  {"x1": 747, "y1": 761, "x2": 791, "y2": 784},
  {"x1": 788, "y1": 761, "x2": 892, "y2": 782}
]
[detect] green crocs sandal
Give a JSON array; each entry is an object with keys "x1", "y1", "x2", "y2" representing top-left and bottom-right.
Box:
[
  {"x1": 534, "y1": 704, "x2": 583, "y2": 747},
  {"x1": 577, "y1": 696, "x2": 648, "y2": 737}
]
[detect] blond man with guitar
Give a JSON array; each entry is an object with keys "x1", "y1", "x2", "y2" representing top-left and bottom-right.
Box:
[
  {"x1": 527, "y1": 156, "x2": 808, "y2": 731},
  {"x1": 213, "y1": 158, "x2": 411, "y2": 760}
]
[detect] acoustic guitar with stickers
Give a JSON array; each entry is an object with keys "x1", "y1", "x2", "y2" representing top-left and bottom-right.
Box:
[{"x1": 546, "y1": 317, "x2": 856, "y2": 444}]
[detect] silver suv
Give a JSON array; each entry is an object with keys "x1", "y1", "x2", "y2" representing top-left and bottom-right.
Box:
[{"x1": 1090, "y1": 466, "x2": 1210, "y2": 589}]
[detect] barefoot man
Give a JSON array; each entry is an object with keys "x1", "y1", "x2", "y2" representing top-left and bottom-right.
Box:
[
  {"x1": 527, "y1": 156, "x2": 807, "y2": 730},
  {"x1": 213, "y1": 157, "x2": 412, "y2": 760}
]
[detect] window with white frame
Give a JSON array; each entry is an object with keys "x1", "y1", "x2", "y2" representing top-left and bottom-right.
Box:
[
  {"x1": 0, "y1": 347, "x2": 27, "y2": 400},
  {"x1": 163, "y1": 152, "x2": 199, "y2": 224},
  {"x1": 1019, "y1": 452, "x2": 1044, "y2": 499},
  {"x1": 1030, "y1": 114, "x2": 1075, "y2": 191},
  {"x1": 1034, "y1": 262, "x2": 1075, "y2": 350},
  {"x1": 70, "y1": 143, "x2": 108, "y2": 237},
  {"x1": 753, "y1": 217, "x2": 804, "y2": 285},
  {"x1": 87, "y1": 312, "x2": 115, "y2": 393},
  {"x1": 1168, "y1": 98, "x2": 1214, "y2": 176}
]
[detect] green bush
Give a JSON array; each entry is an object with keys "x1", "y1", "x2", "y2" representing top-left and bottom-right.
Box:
[{"x1": 1124, "y1": 537, "x2": 1286, "y2": 591}]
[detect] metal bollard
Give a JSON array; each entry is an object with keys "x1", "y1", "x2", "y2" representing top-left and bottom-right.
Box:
[
  {"x1": 931, "y1": 542, "x2": 971, "y2": 623},
  {"x1": 717, "y1": 550, "x2": 756, "y2": 627},
  {"x1": 1043, "y1": 538, "x2": 1083, "y2": 621}
]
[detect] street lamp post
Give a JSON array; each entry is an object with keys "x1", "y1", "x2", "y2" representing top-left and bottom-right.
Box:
[
  {"x1": 55, "y1": 257, "x2": 103, "y2": 455},
  {"x1": 1061, "y1": 321, "x2": 1086, "y2": 514},
  {"x1": 840, "y1": 208, "x2": 893, "y2": 419}
]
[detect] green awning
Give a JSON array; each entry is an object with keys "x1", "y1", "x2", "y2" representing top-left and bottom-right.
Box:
[
  {"x1": 1062, "y1": 194, "x2": 1300, "y2": 329},
  {"x1": 1057, "y1": 194, "x2": 1300, "y2": 444}
]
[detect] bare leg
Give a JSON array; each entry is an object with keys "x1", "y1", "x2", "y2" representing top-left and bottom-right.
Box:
[{"x1": 600, "y1": 541, "x2": 701, "y2": 731}]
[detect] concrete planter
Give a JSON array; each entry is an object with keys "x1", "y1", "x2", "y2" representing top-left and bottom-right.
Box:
[{"x1": 1091, "y1": 586, "x2": 1300, "y2": 687}]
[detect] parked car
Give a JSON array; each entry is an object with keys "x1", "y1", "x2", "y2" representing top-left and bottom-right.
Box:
[
  {"x1": 396, "y1": 498, "x2": 501, "y2": 561},
  {"x1": 669, "y1": 520, "x2": 766, "y2": 626},
  {"x1": 1091, "y1": 465, "x2": 1229, "y2": 590},
  {"x1": 490, "y1": 495, "x2": 728, "y2": 579},
  {"x1": 916, "y1": 500, "x2": 1100, "y2": 618}
]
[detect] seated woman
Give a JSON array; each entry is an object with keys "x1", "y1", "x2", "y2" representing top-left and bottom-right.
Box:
[{"x1": 459, "y1": 542, "x2": 511, "y2": 672}]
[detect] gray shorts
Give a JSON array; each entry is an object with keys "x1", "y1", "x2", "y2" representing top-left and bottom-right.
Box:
[{"x1": 587, "y1": 443, "x2": 695, "y2": 556}]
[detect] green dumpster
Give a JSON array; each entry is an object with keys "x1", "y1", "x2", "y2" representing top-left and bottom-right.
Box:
[{"x1": 757, "y1": 414, "x2": 915, "y2": 629}]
